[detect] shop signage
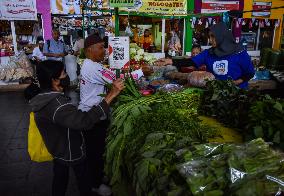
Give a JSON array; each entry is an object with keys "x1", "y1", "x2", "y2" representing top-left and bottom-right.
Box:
[
  {"x1": 0, "y1": 0, "x2": 37, "y2": 20},
  {"x1": 110, "y1": 0, "x2": 135, "y2": 8},
  {"x1": 120, "y1": 0, "x2": 187, "y2": 15},
  {"x1": 201, "y1": 0, "x2": 240, "y2": 13},
  {"x1": 252, "y1": 1, "x2": 272, "y2": 17},
  {"x1": 109, "y1": 37, "x2": 130, "y2": 69},
  {"x1": 51, "y1": 0, "x2": 81, "y2": 14}
]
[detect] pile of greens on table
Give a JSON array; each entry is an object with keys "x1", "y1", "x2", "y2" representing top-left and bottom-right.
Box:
[
  {"x1": 104, "y1": 77, "x2": 284, "y2": 195},
  {"x1": 200, "y1": 80, "x2": 284, "y2": 149}
]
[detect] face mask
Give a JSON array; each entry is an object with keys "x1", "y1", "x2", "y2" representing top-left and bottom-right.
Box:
[{"x1": 59, "y1": 75, "x2": 70, "y2": 89}]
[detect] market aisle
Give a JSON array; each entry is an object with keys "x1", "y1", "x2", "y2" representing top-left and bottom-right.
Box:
[{"x1": 0, "y1": 91, "x2": 79, "y2": 196}]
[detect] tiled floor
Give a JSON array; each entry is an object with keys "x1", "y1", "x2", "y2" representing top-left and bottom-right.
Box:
[{"x1": 0, "y1": 91, "x2": 80, "y2": 196}]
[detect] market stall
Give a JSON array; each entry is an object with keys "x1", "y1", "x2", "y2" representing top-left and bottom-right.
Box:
[
  {"x1": 0, "y1": 0, "x2": 41, "y2": 89},
  {"x1": 80, "y1": 0, "x2": 191, "y2": 57}
]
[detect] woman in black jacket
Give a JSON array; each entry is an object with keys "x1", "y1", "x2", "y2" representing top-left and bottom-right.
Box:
[{"x1": 29, "y1": 60, "x2": 124, "y2": 196}]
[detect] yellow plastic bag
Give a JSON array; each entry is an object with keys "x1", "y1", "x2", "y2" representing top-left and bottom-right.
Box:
[{"x1": 28, "y1": 112, "x2": 53, "y2": 162}]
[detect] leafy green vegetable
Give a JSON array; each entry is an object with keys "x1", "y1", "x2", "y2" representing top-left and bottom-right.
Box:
[{"x1": 105, "y1": 90, "x2": 218, "y2": 195}]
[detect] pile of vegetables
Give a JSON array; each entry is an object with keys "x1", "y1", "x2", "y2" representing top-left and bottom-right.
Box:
[
  {"x1": 129, "y1": 43, "x2": 156, "y2": 70},
  {"x1": 105, "y1": 76, "x2": 220, "y2": 195},
  {"x1": 104, "y1": 77, "x2": 284, "y2": 195},
  {"x1": 200, "y1": 79, "x2": 284, "y2": 149},
  {"x1": 248, "y1": 97, "x2": 284, "y2": 149}
]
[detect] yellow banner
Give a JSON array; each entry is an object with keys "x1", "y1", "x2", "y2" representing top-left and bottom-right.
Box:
[{"x1": 121, "y1": 0, "x2": 187, "y2": 15}]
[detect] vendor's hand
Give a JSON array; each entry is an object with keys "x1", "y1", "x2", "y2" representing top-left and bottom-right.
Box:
[
  {"x1": 105, "y1": 79, "x2": 125, "y2": 104},
  {"x1": 154, "y1": 58, "x2": 173, "y2": 66},
  {"x1": 234, "y1": 79, "x2": 244, "y2": 86}
]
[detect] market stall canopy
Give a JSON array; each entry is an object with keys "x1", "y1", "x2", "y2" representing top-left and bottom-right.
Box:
[{"x1": 0, "y1": 0, "x2": 37, "y2": 20}]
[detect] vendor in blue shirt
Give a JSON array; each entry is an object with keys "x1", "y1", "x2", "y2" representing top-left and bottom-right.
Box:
[
  {"x1": 156, "y1": 22, "x2": 255, "y2": 89},
  {"x1": 43, "y1": 28, "x2": 67, "y2": 62}
]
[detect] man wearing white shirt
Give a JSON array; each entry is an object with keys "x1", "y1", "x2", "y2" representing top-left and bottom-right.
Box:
[
  {"x1": 78, "y1": 34, "x2": 114, "y2": 196},
  {"x1": 32, "y1": 36, "x2": 46, "y2": 62}
]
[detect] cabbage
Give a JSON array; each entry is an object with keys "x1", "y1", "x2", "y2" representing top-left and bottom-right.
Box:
[
  {"x1": 134, "y1": 55, "x2": 143, "y2": 61},
  {"x1": 137, "y1": 49, "x2": 144, "y2": 56}
]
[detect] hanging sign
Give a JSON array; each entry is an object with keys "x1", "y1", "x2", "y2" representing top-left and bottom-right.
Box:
[
  {"x1": 0, "y1": 0, "x2": 37, "y2": 20},
  {"x1": 51, "y1": 0, "x2": 81, "y2": 14},
  {"x1": 120, "y1": 0, "x2": 187, "y2": 15},
  {"x1": 201, "y1": 0, "x2": 240, "y2": 13},
  {"x1": 110, "y1": 0, "x2": 135, "y2": 8},
  {"x1": 252, "y1": 1, "x2": 272, "y2": 17},
  {"x1": 109, "y1": 37, "x2": 130, "y2": 69}
]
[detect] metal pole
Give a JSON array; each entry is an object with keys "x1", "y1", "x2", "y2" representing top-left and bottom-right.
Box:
[
  {"x1": 256, "y1": 24, "x2": 261, "y2": 50},
  {"x1": 183, "y1": 18, "x2": 186, "y2": 55},
  {"x1": 11, "y1": 21, "x2": 18, "y2": 55},
  {"x1": 272, "y1": 25, "x2": 276, "y2": 49},
  {"x1": 161, "y1": 18, "x2": 165, "y2": 53},
  {"x1": 115, "y1": 7, "x2": 119, "y2": 36}
]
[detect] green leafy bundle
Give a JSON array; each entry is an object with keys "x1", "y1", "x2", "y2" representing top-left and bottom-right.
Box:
[
  {"x1": 248, "y1": 96, "x2": 284, "y2": 149},
  {"x1": 200, "y1": 80, "x2": 260, "y2": 129},
  {"x1": 200, "y1": 79, "x2": 284, "y2": 149},
  {"x1": 105, "y1": 90, "x2": 218, "y2": 195}
]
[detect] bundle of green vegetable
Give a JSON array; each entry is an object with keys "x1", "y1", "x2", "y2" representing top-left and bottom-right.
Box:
[
  {"x1": 248, "y1": 96, "x2": 284, "y2": 149},
  {"x1": 200, "y1": 79, "x2": 260, "y2": 129}
]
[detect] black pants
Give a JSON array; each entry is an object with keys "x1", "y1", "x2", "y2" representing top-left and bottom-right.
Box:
[
  {"x1": 52, "y1": 159, "x2": 92, "y2": 196},
  {"x1": 83, "y1": 120, "x2": 109, "y2": 188}
]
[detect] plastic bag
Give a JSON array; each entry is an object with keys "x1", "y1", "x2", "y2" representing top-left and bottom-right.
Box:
[
  {"x1": 10, "y1": 52, "x2": 32, "y2": 69},
  {"x1": 64, "y1": 54, "x2": 78, "y2": 82},
  {"x1": 187, "y1": 71, "x2": 215, "y2": 87},
  {"x1": 177, "y1": 139, "x2": 284, "y2": 195},
  {"x1": 158, "y1": 84, "x2": 183, "y2": 92},
  {"x1": 28, "y1": 112, "x2": 53, "y2": 162}
]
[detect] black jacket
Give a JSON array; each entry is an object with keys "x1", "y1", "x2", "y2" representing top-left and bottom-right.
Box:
[{"x1": 30, "y1": 91, "x2": 110, "y2": 165}]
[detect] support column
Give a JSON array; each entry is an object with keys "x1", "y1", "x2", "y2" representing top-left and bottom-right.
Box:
[
  {"x1": 115, "y1": 7, "x2": 119, "y2": 36},
  {"x1": 11, "y1": 21, "x2": 18, "y2": 54},
  {"x1": 184, "y1": 0, "x2": 194, "y2": 53}
]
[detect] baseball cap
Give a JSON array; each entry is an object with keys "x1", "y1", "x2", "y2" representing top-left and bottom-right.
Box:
[{"x1": 84, "y1": 34, "x2": 104, "y2": 49}]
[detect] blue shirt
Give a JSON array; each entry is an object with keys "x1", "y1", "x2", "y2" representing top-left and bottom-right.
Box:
[
  {"x1": 192, "y1": 50, "x2": 255, "y2": 89},
  {"x1": 43, "y1": 39, "x2": 66, "y2": 61}
]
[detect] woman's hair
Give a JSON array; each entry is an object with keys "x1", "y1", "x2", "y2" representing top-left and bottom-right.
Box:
[{"x1": 36, "y1": 60, "x2": 64, "y2": 90}]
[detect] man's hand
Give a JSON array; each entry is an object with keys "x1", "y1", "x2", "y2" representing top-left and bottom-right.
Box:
[
  {"x1": 104, "y1": 79, "x2": 125, "y2": 105},
  {"x1": 154, "y1": 58, "x2": 173, "y2": 66}
]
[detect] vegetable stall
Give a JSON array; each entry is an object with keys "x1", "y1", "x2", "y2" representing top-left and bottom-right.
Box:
[{"x1": 103, "y1": 74, "x2": 284, "y2": 195}]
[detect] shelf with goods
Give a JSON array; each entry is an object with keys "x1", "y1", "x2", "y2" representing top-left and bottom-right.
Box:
[
  {"x1": 0, "y1": 19, "x2": 40, "y2": 88},
  {"x1": 0, "y1": 21, "x2": 15, "y2": 58}
]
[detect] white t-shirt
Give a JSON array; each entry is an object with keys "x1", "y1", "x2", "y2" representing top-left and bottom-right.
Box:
[
  {"x1": 73, "y1": 39, "x2": 84, "y2": 53},
  {"x1": 32, "y1": 47, "x2": 46, "y2": 61},
  {"x1": 78, "y1": 59, "x2": 115, "y2": 112}
]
